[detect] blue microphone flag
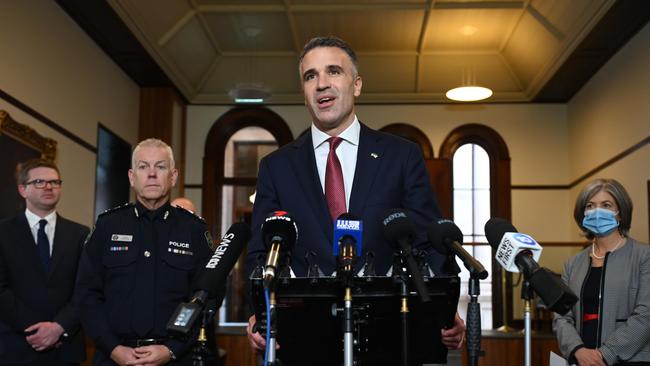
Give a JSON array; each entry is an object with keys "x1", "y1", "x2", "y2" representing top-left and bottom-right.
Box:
[{"x1": 333, "y1": 215, "x2": 363, "y2": 256}]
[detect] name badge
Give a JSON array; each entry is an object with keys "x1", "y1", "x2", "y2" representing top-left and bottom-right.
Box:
[{"x1": 111, "y1": 234, "x2": 133, "y2": 242}]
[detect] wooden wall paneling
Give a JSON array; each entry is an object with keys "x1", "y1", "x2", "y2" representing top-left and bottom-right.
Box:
[
  {"x1": 427, "y1": 158, "x2": 453, "y2": 219},
  {"x1": 139, "y1": 87, "x2": 174, "y2": 143},
  {"x1": 217, "y1": 334, "x2": 257, "y2": 366}
]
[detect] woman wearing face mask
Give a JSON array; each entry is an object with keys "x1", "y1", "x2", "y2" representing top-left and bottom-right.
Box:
[{"x1": 554, "y1": 178, "x2": 650, "y2": 366}]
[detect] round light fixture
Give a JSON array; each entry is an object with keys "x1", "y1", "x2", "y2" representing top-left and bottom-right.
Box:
[{"x1": 445, "y1": 86, "x2": 493, "y2": 102}]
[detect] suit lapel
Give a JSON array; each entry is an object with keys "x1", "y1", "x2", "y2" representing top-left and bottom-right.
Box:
[
  {"x1": 289, "y1": 134, "x2": 332, "y2": 242},
  {"x1": 349, "y1": 124, "x2": 386, "y2": 215}
]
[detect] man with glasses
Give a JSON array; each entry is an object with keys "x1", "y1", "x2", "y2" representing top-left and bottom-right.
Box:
[{"x1": 0, "y1": 159, "x2": 89, "y2": 366}]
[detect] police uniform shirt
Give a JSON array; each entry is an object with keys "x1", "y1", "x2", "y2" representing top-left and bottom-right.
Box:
[{"x1": 75, "y1": 201, "x2": 213, "y2": 361}]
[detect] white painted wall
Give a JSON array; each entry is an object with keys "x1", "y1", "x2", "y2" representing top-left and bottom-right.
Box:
[{"x1": 568, "y1": 23, "x2": 650, "y2": 243}]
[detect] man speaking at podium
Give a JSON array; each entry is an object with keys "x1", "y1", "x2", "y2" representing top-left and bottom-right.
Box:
[{"x1": 245, "y1": 36, "x2": 466, "y2": 361}]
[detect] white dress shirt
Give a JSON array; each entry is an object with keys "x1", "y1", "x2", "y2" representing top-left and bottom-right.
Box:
[
  {"x1": 25, "y1": 209, "x2": 57, "y2": 255},
  {"x1": 311, "y1": 117, "x2": 360, "y2": 210}
]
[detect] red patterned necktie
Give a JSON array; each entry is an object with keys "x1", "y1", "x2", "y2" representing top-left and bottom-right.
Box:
[{"x1": 325, "y1": 136, "x2": 346, "y2": 221}]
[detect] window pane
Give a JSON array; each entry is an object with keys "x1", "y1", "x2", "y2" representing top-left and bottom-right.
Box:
[
  {"x1": 453, "y1": 190, "x2": 472, "y2": 235},
  {"x1": 224, "y1": 127, "x2": 277, "y2": 178},
  {"x1": 453, "y1": 144, "x2": 472, "y2": 189},
  {"x1": 473, "y1": 145, "x2": 490, "y2": 189},
  {"x1": 473, "y1": 189, "x2": 490, "y2": 237}
]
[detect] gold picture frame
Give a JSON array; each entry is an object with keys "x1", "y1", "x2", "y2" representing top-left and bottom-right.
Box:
[{"x1": 0, "y1": 110, "x2": 57, "y2": 218}]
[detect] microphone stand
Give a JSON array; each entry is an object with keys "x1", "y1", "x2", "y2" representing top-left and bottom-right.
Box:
[
  {"x1": 267, "y1": 290, "x2": 279, "y2": 366},
  {"x1": 393, "y1": 256, "x2": 410, "y2": 366},
  {"x1": 192, "y1": 308, "x2": 214, "y2": 366},
  {"x1": 337, "y1": 243, "x2": 356, "y2": 366},
  {"x1": 466, "y1": 271, "x2": 482, "y2": 366},
  {"x1": 521, "y1": 279, "x2": 533, "y2": 366}
]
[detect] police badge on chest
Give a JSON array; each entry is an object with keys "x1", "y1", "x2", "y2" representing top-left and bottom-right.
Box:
[{"x1": 168, "y1": 240, "x2": 193, "y2": 256}]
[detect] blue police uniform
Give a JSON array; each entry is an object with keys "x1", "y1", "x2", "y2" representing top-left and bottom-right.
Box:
[{"x1": 75, "y1": 202, "x2": 213, "y2": 365}]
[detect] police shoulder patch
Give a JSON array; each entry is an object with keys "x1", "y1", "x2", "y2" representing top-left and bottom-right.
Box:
[
  {"x1": 98, "y1": 202, "x2": 134, "y2": 218},
  {"x1": 174, "y1": 205, "x2": 207, "y2": 224},
  {"x1": 204, "y1": 231, "x2": 215, "y2": 251}
]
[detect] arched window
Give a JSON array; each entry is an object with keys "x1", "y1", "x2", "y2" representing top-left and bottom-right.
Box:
[
  {"x1": 203, "y1": 107, "x2": 293, "y2": 324},
  {"x1": 440, "y1": 124, "x2": 511, "y2": 329},
  {"x1": 452, "y1": 143, "x2": 493, "y2": 328}
]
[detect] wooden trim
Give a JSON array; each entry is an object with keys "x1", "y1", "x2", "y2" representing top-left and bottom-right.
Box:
[
  {"x1": 511, "y1": 184, "x2": 570, "y2": 190},
  {"x1": 379, "y1": 123, "x2": 434, "y2": 159},
  {"x1": 0, "y1": 89, "x2": 96, "y2": 153},
  {"x1": 512, "y1": 136, "x2": 650, "y2": 190},
  {"x1": 203, "y1": 107, "x2": 293, "y2": 235}
]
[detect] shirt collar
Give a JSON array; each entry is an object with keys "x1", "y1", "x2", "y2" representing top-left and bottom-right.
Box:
[
  {"x1": 25, "y1": 208, "x2": 57, "y2": 229},
  {"x1": 311, "y1": 116, "x2": 360, "y2": 150},
  {"x1": 135, "y1": 200, "x2": 172, "y2": 221}
]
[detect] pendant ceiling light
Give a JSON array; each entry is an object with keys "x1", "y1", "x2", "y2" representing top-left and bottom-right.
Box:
[
  {"x1": 446, "y1": 26, "x2": 493, "y2": 102},
  {"x1": 446, "y1": 86, "x2": 493, "y2": 102}
]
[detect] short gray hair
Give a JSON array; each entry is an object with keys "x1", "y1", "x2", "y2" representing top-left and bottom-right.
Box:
[
  {"x1": 573, "y1": 178, "x2": 633, "y2": 239},
  {"x1": 131, "y1": 138, "x2": 175, "y2": 169}
]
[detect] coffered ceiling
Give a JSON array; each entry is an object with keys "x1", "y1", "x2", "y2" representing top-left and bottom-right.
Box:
[{"x1": 57, "y1": 0, "x2": 649, "y2": 104}]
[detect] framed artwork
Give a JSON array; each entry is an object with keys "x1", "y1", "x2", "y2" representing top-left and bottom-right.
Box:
[{"x1": 0, "y1": 110, "x2": 57, "y2": 219}]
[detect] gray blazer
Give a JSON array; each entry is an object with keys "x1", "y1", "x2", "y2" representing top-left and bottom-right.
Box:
[{"x1": 553, "y1": 237, "x2": 650, "y2": 365}]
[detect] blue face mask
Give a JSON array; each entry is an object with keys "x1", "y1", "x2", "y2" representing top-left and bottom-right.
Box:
[{"x1": 582, "y1": 208, "x2": 619, "y2": 236}]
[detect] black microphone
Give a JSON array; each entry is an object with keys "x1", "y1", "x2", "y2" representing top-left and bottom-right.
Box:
[
  {"x1": 382, "y1": 209, "x2": 431, "y2": 303},
  {"x1": 484, "y1": 218, "x2": 578, "y2": 315},
  {"x1": 262, "y1": 211, "x2": 298, "y2": 286},
  {"x1": 428, "y1": 219, "x2": 488, "y2": 279},
  {"x1": 167, "y1": 222, "x2": 250, "y2": 335}
]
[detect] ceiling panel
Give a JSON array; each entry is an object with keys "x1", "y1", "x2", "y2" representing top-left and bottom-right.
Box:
[
  {"x1": 419, "y1": 53, "x2": 521, "y2": 92},
  {"x1": 204, "y1": 12, "x2": 294, "y2": 52},
  {"x1": 294, "y1": 10, "x2": 424, "y2": 51},
  {"x1": 424, "y1": 8, "x2": 521, "y2": 51},
  {"x1": 120, "y1": 0, "x2": 191, "y2": 41},
  {"x1": 162, "y1": 17, "x2": 217, "y2": 88},
  {"x1": 502, "y1": 10, "x2": 561, "y2": 90},
  {"x1": 356, "y1": 55, "x2": 417, "y2": 93},
  {"x1": 202, "y1": 55, "x2": 300, "y2": 95},
  {"x1": 530, "y1": 0, "x2": 608, "y2": 37}
]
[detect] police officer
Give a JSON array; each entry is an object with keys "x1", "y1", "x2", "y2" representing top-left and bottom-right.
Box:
[{"x1": 76, "y1": 138, "x2": 213, "y2": 366}]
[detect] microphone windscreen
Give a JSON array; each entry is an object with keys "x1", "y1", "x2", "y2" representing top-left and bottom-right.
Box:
[
  {"x1": 427, "y1": 219, "x2": 463, "y2": 255},
  {"x1": 381, "y1": 208, "x2": 416, "y2": 248},
  {"x1": 193, "y1": 222, "x2": 250, "y2": 295},
  {"x1": 484, "y1": 217, "x2": 517, "y2": 249},
  {"x1": 261, "y1": 210, "x2": 298, "y2": 250}
]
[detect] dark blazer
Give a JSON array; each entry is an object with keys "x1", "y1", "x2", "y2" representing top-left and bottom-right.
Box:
[
  {"x1": 246, "y1": 123, "x2": 443, "y2": 277},
  {"x1": 0, "y1": 213, "x2": 89, "y2": 364}
]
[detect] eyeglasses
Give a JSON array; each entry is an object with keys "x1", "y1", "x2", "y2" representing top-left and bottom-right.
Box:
[{"x1": 23, "y1": 179, "x2": 63, "y2": 188}]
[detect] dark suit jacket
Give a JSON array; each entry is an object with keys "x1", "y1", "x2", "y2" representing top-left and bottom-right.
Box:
[
  {"x1": 0, "y1": 213, "x2": 89, "y2": 364},
  {"x1": 246, "y1": 123, "x2": 443, "y2": 277}
]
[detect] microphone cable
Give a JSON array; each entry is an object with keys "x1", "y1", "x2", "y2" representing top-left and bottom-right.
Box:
[{"x1": 264, "y1": 286, "x2": 271, "y2": 366}]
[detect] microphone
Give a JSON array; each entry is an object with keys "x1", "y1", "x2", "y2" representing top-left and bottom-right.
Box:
[
  {"x1": 484, "y1": 218, "x2": 542, "y2": 276},
  {"x1": 167, "y1": 222, "x2": 250, "y2": 335},
  {"x1": 262, "y1": 211, "x2": 298, "y2": 286},
  {"x1": 333, "y1": 213, "x2": 363, "y2": 274},
  {"x1": 428, "y1": 219, "x2": 488, "y2": 279},
  {"x1": 484, "y1": 218, "x2": 578, "y2": 315},
  {"x1": 382, "y1": 209, "x2": 431, "y2": 303}
]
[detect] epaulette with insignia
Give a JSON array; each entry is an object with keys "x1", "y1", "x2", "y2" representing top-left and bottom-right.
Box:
[
  {"x1": 98, "y1": 202, "x2": 134, "y2": 218},
  {"x1": 173, "y1": 205, "x2": 207, "y2": 224}
]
